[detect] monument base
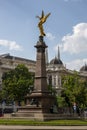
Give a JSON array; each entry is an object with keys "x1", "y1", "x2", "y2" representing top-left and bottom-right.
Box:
[
  {"x1": 12, "y1": 106, "x2": 79, "y2": 121},
  {"x1": 13, "y1": 93, "x2": 57, "y2": 121},
  {"x1": 12, "y1": 105, "x2": 55, "y2": 121},
  {"x1": 13, "y1": 113, "x2": 60, "y2": 121}
]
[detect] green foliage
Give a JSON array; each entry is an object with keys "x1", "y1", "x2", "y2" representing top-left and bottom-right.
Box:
[
  {"x1": 2, "y1": 64, "x2": 34, "y2": 103},
  {"x1": 61, "y1": 72, "x2": 87, "y2": 108},
  {"x1": 48, "y1": 85, "x2": 56, "y2": 95},
  {"x1": 56, "y1": 96, "x2": 65, "y2": 107}
]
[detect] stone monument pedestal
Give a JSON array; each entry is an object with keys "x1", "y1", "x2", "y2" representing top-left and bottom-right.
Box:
[{"x1": 14, "y1": 36, "x2": 56, "y2": 121}]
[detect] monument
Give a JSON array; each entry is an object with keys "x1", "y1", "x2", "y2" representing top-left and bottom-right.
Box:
[{"x1": 14, "y1": 11, "x2": 56, "y2": 121}]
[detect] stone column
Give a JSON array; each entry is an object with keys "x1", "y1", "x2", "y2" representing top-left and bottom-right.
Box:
[{"x1": 34, "y1": 36, "x2": 48, "y2": 93}]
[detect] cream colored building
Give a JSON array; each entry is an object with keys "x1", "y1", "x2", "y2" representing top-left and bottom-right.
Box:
[
  {"x1": 0, "y1": 53, "x2": 36, "y2": 89},
  {"x1": 46, "y1": 47, "x2": 66, "y2": 94},
  {"x1": 46, "y1": 47, "x2": 87, "y2": 94},
  {"x1": 0, "y1": 48, "x2": 87, "y2": 94}
]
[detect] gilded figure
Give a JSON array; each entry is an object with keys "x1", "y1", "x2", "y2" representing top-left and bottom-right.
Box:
[{"x1": 36, "y1": 11, "x2": 51, "y2": 36}]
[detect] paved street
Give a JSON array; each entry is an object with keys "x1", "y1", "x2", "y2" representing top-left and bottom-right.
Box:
[{"x1": 0, "y1": 125, "x2": 87, "y2": 130}]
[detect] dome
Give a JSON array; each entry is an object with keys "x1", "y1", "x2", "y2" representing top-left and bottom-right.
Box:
[
  {"x1": 50, "y1": 57, "x2": 63, "y2": 65},
  {"x1": 80, "y1": 64, "x2": 87, "y2": 72},
  {"x1": 50, "y1": 46, "x2": 63, "y2": 65}
]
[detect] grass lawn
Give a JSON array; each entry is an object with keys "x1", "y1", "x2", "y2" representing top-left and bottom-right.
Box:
[{"x1": 0, "y1": 119, "x2": 87, "y2": 126}]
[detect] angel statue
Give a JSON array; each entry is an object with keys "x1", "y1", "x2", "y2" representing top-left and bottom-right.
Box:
[{"x1": 36, "y1": 11, "x2": 51, "y2": 36}]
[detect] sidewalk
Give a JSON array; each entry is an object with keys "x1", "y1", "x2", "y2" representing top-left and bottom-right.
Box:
[{"x1": 0, "y1": 125, "x2": 87, "y2": 130}]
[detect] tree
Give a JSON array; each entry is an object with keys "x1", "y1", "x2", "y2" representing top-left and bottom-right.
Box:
[
  {"x1": 61, "y1": 72, "x2": 87, "y2": 108},
  {"x1": 2, "y1": 64, "x2": 34, "y2": 104},
  {"x1": 56, "y1": 96, "x2": 65, "y2": 107}
]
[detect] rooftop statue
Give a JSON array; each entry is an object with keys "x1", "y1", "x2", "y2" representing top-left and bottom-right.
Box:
[{"x1": 36, "y1": 10, "x2": 51, "y2": 36}]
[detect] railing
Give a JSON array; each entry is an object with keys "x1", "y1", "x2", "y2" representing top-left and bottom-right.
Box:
[{"x1": 0, "y1": 104, "x2": 18, "y2": 116}]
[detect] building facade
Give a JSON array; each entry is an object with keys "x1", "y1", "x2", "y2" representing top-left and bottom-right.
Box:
[
  {"x1": 46, "y1": 47, "x2": 66, "y2": 94},
  {"x1": 0, "y1": 48, "x2": 87, "y2": 94},
  {"x1": 0, "y1": 53, "x2": 36, "y2": 89},
  {"x1": 46, "y1": 47, "x2": 87, "y2": 94}
]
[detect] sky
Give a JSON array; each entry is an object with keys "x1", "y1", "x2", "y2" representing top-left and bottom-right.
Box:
[{"x1": 0, "y1": 0, "x2": 87, "y2": 71}]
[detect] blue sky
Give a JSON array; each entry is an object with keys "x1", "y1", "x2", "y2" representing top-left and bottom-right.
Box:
[{"x1": 0, "y1": 0, "x2": 87, "y2": 71}]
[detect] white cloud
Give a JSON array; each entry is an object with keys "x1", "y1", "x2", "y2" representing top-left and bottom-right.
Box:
[
  {"x1": 58, "y1": 23, "x2": 87, "y2": 54},
  {"x1": 46, "y1": 32, "x2": 55, "y2": 41},
  {"x1": 0, "y1": 40, "x2": 22, "y2": 51},
  {"x1": 66, "y1": 58, "x2": 87, "y2": 71}
]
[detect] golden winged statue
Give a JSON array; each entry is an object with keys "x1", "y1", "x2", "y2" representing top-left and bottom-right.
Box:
[{"x1": 36, "y1": 11, "x2": 51, "y2": 36}]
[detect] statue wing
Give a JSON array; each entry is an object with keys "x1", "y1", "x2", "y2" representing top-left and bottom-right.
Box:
[
  {"x1": 41, "y1": 10, "x2": 44, "y2": 18},
  {"x1": 45, "y1": 13, "x2": 51, "y2": 20},
  {"x1": 36, "y1": 16, "x2": 40, "y2": 19}
]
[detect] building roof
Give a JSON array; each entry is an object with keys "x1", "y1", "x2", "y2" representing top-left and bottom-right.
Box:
[
  {"x1": 50, "y1": 57, "x2": 63, "y2": 65},
  {"x1": 50, "y1": 46, "x2": 63, "y2": 65},
  {"x1": 0, "y1": 53, "x2": 36, "y2": 63}
]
